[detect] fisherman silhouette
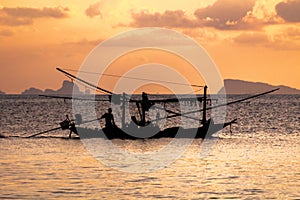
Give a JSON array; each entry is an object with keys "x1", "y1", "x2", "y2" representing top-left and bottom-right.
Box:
[
  {"x1": 101, "y1": 108, "x2": 115, "y2": 128},
  {"x1": 64, "y1": 115, "x2": 78, "y2": 138}
]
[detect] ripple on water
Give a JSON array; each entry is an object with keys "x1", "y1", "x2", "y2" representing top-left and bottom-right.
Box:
[{"x1": 0, "y1": 95, "x2": 299, "y2": 199}]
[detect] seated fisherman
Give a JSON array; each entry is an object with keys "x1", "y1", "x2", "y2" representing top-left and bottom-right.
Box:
[{"x1": 63, "y1": 115, "x2": 78, "y2": 138}]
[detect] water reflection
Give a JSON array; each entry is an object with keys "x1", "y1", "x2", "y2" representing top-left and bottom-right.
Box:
[{"x1": 0, "y1": 95, "x2": 299, "y2": 199}]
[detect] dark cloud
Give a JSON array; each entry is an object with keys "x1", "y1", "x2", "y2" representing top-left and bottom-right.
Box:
[
  {"x1": 0, "y1": 6, "x2": 69, "y2": 26},
  {"x1": 276, "y1": 0, "x2": 300, "y2": 22},
  {"x1": 130, "y1": 10, "x2": 200, "y2": 28},
  {"x1": 1, "y1": 7, "x2": 69, "y2": 18},
  {"x1": 195, "y1": 0, "x2": 255, "y2": 21},
  {"x1": 85, "y1": 2, "x2": 102, "y2": 18},
  {"x1": 128, "y1": 0, "x2": 265, "y2": 30},
  {"x1": 194, "y1": 0, "x2": 256, "y2": 30}
]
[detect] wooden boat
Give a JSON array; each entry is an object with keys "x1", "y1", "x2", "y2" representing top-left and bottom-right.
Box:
[
  {"x1": 27, "y1": 68, "x2": 278, "y2": 139},
  {"x1": 74, "y1": 119, "x2": 237, "y2": 140}
]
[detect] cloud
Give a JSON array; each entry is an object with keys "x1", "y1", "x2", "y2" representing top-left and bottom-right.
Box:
[
  {"x1": 275, "y1": 0, "x2": 300, "y2": 22},
  {"x1": 127, "y1": 0, "x2": 271, "y2": 30},
  {"x1": 271, "y1": 26, "x2": 300, "y2": 50},
  {"x1": 0, "y1": 17, "x2": 33, "y2": 26},
  {"x1": 130, "y1": 10, "x2": 200, "y2": 28},
  {"x1": 233, "y1": 32, "x2": 269, "y2": 45},
  {"x1": 1, "y1": 7, "x2": 69, "y2": 18},
  {"x1": 182, "y1": 28, "x2": 219, "y2": 42},
  {"x1": 282, "y1": 27, "x2": 300, "y2": 39},
  {"x1": 0, "y1": 29, "x2": 13, "y2": 37},
  {"x1": 85, "y1": 2, "x2": 103, "y2": 18},
  {"x1": 63, "y1": 38, "x2": 103, "y2": 46},
  {"x1": 0, "y1": 6, "x2": 69, "y2": 26},
  {"x1": 194, "y1": 0, "x2": 256, "y2": 30},
  {"x1": 195, "y1": 0, "x2": 255, "y2": 22},
  {"x1": 97, "y1": 28, "x2": 196, "y2": 47},
  {"x1": 233, "y1": 28, "x2": 300, "y2": 50}
]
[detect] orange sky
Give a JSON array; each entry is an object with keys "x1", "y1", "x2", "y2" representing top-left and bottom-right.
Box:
[{"x1": 0, "y1": 0, "x2": 299, "y2": 93}]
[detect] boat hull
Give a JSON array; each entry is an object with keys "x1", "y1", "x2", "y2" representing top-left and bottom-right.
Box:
[{"x1": 75, "y1": 119, "x2": 236, "y2": 140}]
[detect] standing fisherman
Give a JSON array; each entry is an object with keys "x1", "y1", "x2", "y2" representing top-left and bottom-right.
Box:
[{"x1": 101, "y1": 108, "x2": 115, "y2": 129}]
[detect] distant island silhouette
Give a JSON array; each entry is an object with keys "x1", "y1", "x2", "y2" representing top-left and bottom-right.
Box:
[
  {"x1": 0, "y1": 90, "x2": 5, "y2": 95},
  {"x1": 12, "y1": 79, "x2": 300, "y2": 95},
  {"x1": 224, "y1": 79, "x2": 300, "y2": 94},
  {"x1": 21, "y1": 80, "x2": 83, "y2": 95}
]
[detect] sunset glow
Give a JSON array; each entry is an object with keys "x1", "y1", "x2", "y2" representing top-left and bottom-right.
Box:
[{"x1": 0, "y1": 0, "x2": 299, "y2": 93}]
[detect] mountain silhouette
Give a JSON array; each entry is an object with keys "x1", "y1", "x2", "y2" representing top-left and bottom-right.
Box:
[
  {"x1": 224, "y1": 79, "x2": 300, "y2": 94},
  {"x1": 21, "y1": 80, "x2": 83, "y2": 95},
  {"x1": 19, "y1": 79, "x2": 300, "y2": 95},
  {"x1": 21, "y1": 88, "x2": 43, "y2": 95}
]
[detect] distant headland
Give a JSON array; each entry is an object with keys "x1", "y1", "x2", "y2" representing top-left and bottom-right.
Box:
[
  {"x1": 224, "y1": 79, "x2": 300, "y2": 94},
  {"x1": 21, "y1": 80, "x2": 83, "y2": 95},
  {"x1": 1, "y1": 79, "x2": 299, "y2": 95}
]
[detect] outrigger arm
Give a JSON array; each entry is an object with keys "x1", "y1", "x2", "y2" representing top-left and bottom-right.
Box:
[
  {"x1": 56, "y1": 67, "x2": 113, "y2": 95},
  {"x1": 26, "y1": 115, "x2": 105, "y2": 138},
  {"x1": 151, "y1": 88, "x2": 279, "y2": 122}
]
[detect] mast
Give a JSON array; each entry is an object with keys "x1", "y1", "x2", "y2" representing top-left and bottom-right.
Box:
[
  {"x1": 121, "y1": 92, "x2": 126, "y2": 128},
  {"x1": 202, "y1": 85, "x2": 207, "y2": 124}
]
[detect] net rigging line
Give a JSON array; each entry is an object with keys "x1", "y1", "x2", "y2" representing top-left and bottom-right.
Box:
[{"x1": 62, "y1": 69, "x2": 204, "y2": 88}]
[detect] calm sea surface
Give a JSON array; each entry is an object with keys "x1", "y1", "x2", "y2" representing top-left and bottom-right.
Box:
[{"x1": 0, "y1": 95, "x2": 299, "y2": 199}]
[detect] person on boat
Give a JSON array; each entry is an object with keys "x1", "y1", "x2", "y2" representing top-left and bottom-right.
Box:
[
  {"x1": 101, "y1": 108, "x2": 115, "y2": 129},
  {"x1": 64, "y1": 115, "x2": 78, "y2": 138},
  {"x1": 68, "y1": 121, "x2": 78, "y2": 138}
]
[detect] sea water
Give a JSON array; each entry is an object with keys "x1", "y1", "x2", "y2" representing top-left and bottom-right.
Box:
[{"x1": 0, "y1": 95, "x2": 299, "y2": 199}]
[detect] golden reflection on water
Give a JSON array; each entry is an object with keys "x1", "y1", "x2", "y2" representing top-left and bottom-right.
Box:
[{"x1": 1, "y1": 134, "x2": 299, "y2": 199}]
